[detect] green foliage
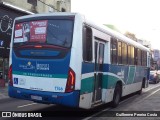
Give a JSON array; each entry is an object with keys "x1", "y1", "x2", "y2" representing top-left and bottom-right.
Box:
[{"x1": 104, "y1": 24, "x2": 121, "y2": 33}]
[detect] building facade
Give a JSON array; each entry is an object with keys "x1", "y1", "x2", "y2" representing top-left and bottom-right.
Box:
[
  {"x1": 137, "y1": 39, "x2": 151, "y2": 49},
  {"x1": 0, "y1": 0, "x2": 71, "y2": 81},
  {"x1": 0, "y1": 0, "x2": 71, "y2": 13},
  {"x1": 153, "y1": 49, "x2": 160, "y2": 61}
]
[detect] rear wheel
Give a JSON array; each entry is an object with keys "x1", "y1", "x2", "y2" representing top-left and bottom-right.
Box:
[{"x1": 111, "y1": 83, "x2": 121, "y2": 108}]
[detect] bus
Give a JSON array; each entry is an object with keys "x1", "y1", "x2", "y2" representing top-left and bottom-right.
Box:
[{"x1": 8, "y1": 13, "x2": 150, "y2": 109}]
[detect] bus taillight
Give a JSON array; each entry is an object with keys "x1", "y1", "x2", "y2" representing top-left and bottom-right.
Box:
[
  {"x1": 34, "y1": 45, "x2": 42, "y2": 48},
  {"x1": 8, "y1": 65, "x2": 13, "y2": 86},
  {"x1": 65, "y1": 68, "x2": 75, "y2": 92}
]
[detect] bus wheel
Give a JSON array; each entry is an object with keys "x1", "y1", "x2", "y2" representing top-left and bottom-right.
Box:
[{"x1": 111, "y1": 83, "x2": 121, "y2": 108}]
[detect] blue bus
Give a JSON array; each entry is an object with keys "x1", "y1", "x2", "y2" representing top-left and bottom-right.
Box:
[{"x1": 8, "y1": 13, "x2": 150, "y2": 109}]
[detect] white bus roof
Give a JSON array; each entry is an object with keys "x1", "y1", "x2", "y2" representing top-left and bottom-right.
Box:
[
  {"x1": 14, "y1": 12, "x2": 77, "y2": 20},
  {"x1": 84, "y1": 18, "x2": 150, "y2": 52}
]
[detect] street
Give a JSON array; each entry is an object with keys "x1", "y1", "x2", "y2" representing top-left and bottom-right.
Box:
[
  {"x1": 0, "y1": 83, "x2": 160, "y2": 119},
  {"x1": 85, "y1": 83, "x2": 160, "y2": 120}
]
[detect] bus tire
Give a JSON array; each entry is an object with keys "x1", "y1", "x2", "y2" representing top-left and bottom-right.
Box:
[{"x1": 111, "y1": 83, "x2": 121, "y2": 108}]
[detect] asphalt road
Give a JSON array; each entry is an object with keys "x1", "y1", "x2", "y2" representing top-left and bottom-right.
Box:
[
  {"x1": 0, "y1": 83, "x2": 160, "y2": 120},
  {"x1": 86, "y1": 83, "x2": 160, "y2": 120}
]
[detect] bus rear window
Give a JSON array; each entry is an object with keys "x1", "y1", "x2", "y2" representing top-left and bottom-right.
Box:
[{"x1": 14, "y1": 20, "x2": 73, "y2": 48}]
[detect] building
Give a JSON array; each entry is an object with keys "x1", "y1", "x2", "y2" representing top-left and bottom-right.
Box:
[
  {"x1": 153, "y1": 49, "x2": 160, "y2": 61},
  {"x1": 137, "y1": 39, "x2": 151, "y2": 49},
  {"x1": 0, "y1": 0, "x2": 71, "y2": 13},
  {"x1": 149, "y1": 49, "x2": 160, "y2": 70},
  {"x1": 0, "y1": 0, "x2": 71, "y2": 81}
]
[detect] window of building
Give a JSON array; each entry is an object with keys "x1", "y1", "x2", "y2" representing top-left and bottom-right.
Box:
[
  {"x1": 122, "y1": 42, "x2": 127, "y2": 64},
  {"x1": 110, "y1": 38, "x2": 117, "y2": 64},
  {"x1": 61, "y1": 8, "x2": 66, "y2": 12},
  {"x1": 83, "y1": 25, "x2": 92, "y2": 62},
  {"x1": 118, "y1": 41, "x2": 122, "y2": 64}
]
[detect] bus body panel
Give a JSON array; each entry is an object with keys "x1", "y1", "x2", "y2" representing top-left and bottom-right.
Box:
[
  {"x1": 79, "y1": 62, "x2": 148, "y2": 108},
  {"x1": 8, "y1": 86, "x2": 80, "y2": 107},
  {"x1": 12, "y1": 50, "x2": 71, "y2": 92},
  {"x1": 69, "y1": 14, "x2": 83, "y2": 91}
]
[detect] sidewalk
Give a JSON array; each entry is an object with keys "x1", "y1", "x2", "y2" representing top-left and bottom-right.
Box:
[{"x1": 0, "y1": 83, "x2": 9, "y2": 100}]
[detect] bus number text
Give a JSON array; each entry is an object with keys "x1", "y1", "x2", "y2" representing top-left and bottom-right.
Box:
[{"x1": 55, "y1": 86, "x2": 63, "y2": 91}]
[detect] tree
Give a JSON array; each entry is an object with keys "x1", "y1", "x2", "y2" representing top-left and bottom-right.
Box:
[
  {"x1": 104, "y1": 24, "x2": 121, "y2": 33},
  {"x1": 124, "y1": 31, "x2": 137, "y2": 41}
]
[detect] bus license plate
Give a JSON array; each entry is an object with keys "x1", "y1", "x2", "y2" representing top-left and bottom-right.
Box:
[{"x1": 31, "y1": 95, "x2": 42, "y2": 101}]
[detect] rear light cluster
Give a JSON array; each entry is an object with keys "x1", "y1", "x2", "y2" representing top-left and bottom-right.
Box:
[
  {"x1": 8, "y1": 65, "x2": 13, "y2": 86},
  {"x1": 65, "y1": 68, "x2": 76, "y2": 92}
]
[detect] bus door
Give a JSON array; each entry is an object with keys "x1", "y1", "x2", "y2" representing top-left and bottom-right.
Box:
[{"x1": 93, "y1": 40, "x2": 105, "y2": 104}]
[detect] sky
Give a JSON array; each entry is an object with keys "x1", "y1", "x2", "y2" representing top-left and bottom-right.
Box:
[{"x1": 71, "y1": 0, "x2": 160, "y2": 49}]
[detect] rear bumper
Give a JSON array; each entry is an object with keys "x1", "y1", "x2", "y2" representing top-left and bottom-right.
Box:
[
  {"x1": 8, "y1": 86, "x2": 80, "y2": 108},
  {"x1": 149, "y1": 78, "x2": 158, "y2": 83}
]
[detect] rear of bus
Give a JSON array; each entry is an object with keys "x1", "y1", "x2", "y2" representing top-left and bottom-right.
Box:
[{"x1": 8, "y1": 13, "x2": 81, "y2": 107}]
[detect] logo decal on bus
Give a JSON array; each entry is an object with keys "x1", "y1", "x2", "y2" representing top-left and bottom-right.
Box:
[
  {"x1": 36, "y1": 64, "x2": 50, "y2": 71},
  {"x1": 19, "y1": 78, "x2": 26, "y2": 85},
  {"x1": 19, "y1": 62, "x2": 50, "y2": 71},
  {"x1": 19, "y1": 61, "x2": 35, "y2": 70},
  {"x1": 13, "y1": 77, "x2": 26, "y2": 85},
  {"x1": 117, "y1": 69, "x2": 125, "y2": 79}
]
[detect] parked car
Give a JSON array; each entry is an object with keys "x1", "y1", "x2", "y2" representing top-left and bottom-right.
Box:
[{"x1": 149, "y1": 70, "x2": 160, "y2": 84}]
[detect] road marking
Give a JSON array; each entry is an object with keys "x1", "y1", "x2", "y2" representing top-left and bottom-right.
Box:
[
  {"x1": 119, "y1": 94, "x2": 138, "y2": 105},
  {"x1": 17, "y1": 103, "x2": 37, "y2": 108},
  {"x1": 83, "y1": 94, "x2": 138, "y2": 120},
  {"x1": 82, "y1": 108, "x2": 111, "y2": 120},
  {"x1": 144, "y1": 83, "x2": 160, "y2": 92},
  {"x1": 141, "y1": 88, "x2": 160, "y2": 101}
]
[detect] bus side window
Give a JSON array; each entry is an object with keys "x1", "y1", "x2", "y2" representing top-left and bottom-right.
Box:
[
  {"x1": 131, "y1": 46, "x2": 135, "y2": 65},
  {"x1": 142, "y1": 51, "x2": 147, "y2": 66},
  {"x1": 128, "y1": 45, "x2": 131, "y2": 64},
  {"x1": 111, "y1": 38, "x2": 117, "y2": 64},
  {"x1": 118, "y1": 41, "x2": 122, "y2": 64},
  {"x1": 134, "y1": 48, "x2": 137, "y2": 65},
  {"x1": 144, "y1": 51, "x2": 147, "y2": 66},
  {"x1": 122, "y1": 42, "x2": 127, "y2": 65},
  {"x1": 83, "y1": 26, "x2": 92, "y2": 62},
  {"x1": 137, "y1": 49, "x2": 142, "y2": 66}
]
